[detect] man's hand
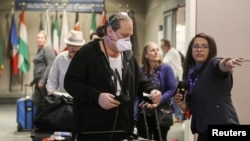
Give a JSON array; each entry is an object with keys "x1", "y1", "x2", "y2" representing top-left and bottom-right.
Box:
[
  {"x1": 98, "y1": 93, "x2": 121, "y2": 110},
  {"x1": 139, "y1": 101, "x2": 158, "y2": 109},
  {"x1": 27, "y1": 83, "x2": 33, "y2": 86},
  {"x1": 150, "y1": 89, "x2": 162, "y2": 106},
  {"x1": 38, "y1": 82, "x2": 44, "y2": 88},
  {"x1": 174, "y1": 89, "x2": 187, "y2": 111},
  {"x1": 48, "y1": 91, "x2": 54, "y2": 95}
]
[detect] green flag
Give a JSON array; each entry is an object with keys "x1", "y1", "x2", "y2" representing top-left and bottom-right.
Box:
[
  {"x1": 90, "y1": 12, "x2": 96, "y2": 34},
  {"x1": 53, "y1": 11, "x2": 60, "y2": 54},
  {"x1": 39, "y1": 13, "x2": 43, "y2": 31},
  {"x1": 18, "y1": 9, "x2": 30, "y2": 73},
  {"x1": 60, "y1": 10, "x2": 68, "y2": 52}
]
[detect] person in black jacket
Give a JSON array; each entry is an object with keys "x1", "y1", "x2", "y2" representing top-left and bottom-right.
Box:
[
  {"x1": 64, "y1": 12, "x2": 162, "y2": 141},
  {"x1": 174, "y1": 33, "x2": 244, "y2": 141}
]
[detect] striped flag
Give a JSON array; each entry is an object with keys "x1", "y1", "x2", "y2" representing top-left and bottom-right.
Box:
[
  {"x1": 100, "y1": 10, "x2": 107, "y2": 25},
  {"x1": 74, "y1": 12, "x2": 80, "y2": 31},
  {"x1": 18, "y1": 9, "x2": 30, "y2": 74},
  {"x1": 0, "y1": 22, "x2": 3, "y2": 76},
  {"x1": 9, "y1": 8, "x2": 19, "y2": 75},
  {"x1": 44, "y1": 9, "x2": 52, "y2": 47},
  {"x1": 90, "y1": 12, "x2": 96, "y2": 34},
  {"x1": 59, "y1": 9, "x2": 68, "y2": 52},
  {"x1": 53, "y1": 11, "x2": 60, "y2": 54}
]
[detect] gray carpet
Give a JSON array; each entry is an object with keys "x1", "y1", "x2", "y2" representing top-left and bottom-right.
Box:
[
  {"x1": 0, "y1": 104, "x2": 31, "y2": 141},
  {"x1": 0, "y1": 103, "x2": 185, "y2": 141}
]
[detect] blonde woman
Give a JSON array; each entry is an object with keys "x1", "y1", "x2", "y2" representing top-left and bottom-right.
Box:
[
  {"x1": 30, "y1": 30, "x2": 55, "y2": 108},
  {"x1": 135, "y1": 42, "x2": 176, "y2": 141}
]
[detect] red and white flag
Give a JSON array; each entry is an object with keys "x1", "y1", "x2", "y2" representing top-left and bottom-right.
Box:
[
  {"x1": 74, "y1": 12, "x2": 80, "y2": 31},
  {"x1": 100, "y1": 10, "x2": 107, "y2": 25},
  {"x1": 18, "y1": 9, "x2": 30, "y2": 74}
]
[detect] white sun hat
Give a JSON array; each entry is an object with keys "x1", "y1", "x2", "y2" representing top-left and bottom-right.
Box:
[{"x1": 64, "y1": 30, "x2": 85, "y2": 46}]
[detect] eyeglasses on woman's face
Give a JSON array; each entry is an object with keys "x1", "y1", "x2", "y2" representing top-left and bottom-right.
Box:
[{"x1": 192, "y1": 44, "x2": 209, "y2": 50}]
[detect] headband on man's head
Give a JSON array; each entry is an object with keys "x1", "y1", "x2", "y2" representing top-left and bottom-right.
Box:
[{"x1": 107, "y1": 12, "x2": 130, "y2": 26}]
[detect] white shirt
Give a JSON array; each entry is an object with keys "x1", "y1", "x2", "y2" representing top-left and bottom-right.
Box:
[
  {"x1": 162, "y1": 47, "x2": 183, "y2": 80},
  {"x1": 46, "y1": 51, "x2": 71, "y2": 93},
  {"x1": 109, "y1": 53, "x2": 123, "y2": 96}
]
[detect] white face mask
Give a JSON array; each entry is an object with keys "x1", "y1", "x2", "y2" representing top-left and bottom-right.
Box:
[{"x1": 111, "y1": 30, "x2": 132, "y2": 52}]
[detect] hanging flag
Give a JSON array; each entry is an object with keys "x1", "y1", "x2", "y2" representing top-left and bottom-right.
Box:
[
  {"x1": 0, "y1": 23, "x2": 3, "y2": 76},
  {"x1": 53, "y1": 11, "x2": 60, "y2": 54},
  {"x1": 100, "y1": 10, "x2": 107, "y2": 26},
  {"x1": 44, "y1": 9, "x2": 52, "y2": 47},
  {"x1": 90, "y1": 12, "x2": 96, "y2": 34},
  {"x1": 18, "y1": 9, "x2": 30, "y2": 74},
  {"x1": 74, "y1": 11, "x2": 80, "y2": 31},
  {"x1": 9, "y1": 8, "x2": 19, "y2": 75},
  {"x1": 59, "y1": 9, "x2": 68, "y2": 52},
  {"x1": 39, "y1": 13, "x2": 43, "y2": 31}
]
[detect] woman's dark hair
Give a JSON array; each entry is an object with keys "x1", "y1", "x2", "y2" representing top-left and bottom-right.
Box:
[
  {"x1": 89, "y1": 32, "x2": 98, "y2": 40},
  {"x1": 95, "y1": 25, "x2": 104, "y2": 38},
  {"x1": 182, "y1": 33, "x2": 217, "y2": 80}
]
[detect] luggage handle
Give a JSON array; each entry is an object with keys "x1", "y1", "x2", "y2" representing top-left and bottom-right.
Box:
[
  {"x1": 24, "y1": 84, "x2": 33, "y2": 98},
  {"x1": 81, "y1": 130, "x2": 125, "y2": 135},
  {"x1": 24, "y1": 84, "x2": 35, "y2": 129},
  {"x1": 141, "y1": 101, "x2": 163, "y2": 141}
]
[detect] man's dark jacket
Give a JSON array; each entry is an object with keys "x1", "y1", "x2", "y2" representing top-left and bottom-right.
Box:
[{"x1": 64, "y1": 39, "x2": 155, "y2": 137}]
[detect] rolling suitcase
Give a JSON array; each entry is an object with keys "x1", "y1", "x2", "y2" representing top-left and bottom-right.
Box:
[{"x1": 16, "y1": 84, "x2": 36, "y2": 131}]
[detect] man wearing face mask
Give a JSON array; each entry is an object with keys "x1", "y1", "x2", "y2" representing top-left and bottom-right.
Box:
[{"x1": 64, "y1": 12, "x2": 162, "y2": 141}]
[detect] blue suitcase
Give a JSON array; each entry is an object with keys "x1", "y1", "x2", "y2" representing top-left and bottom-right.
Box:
[{"x1": 16, "y1": 85, "x2": 36, "y2": 131}]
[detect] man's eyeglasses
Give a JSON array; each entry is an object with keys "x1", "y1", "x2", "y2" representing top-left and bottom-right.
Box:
[
  {"x1": 192, "y1": 44, "x2": 209, "y2": 50},
  {"x1": 67, "y1": 45, "x2": 81, "y2": 48}
]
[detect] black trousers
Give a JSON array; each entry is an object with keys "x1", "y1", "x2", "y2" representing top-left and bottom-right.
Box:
[
  {"x1": 32, "y1": 83, "x2": 47, "y2": 108},
  {"x1": 197, "y1": 132, "x2": 208, "y2": 141}
]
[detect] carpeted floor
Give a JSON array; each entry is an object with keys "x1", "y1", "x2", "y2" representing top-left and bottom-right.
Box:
[{"x1": 0, "y1": 103, "x2": 186, "y2": 141}]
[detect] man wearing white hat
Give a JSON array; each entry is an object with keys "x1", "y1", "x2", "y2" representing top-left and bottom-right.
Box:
[{"x1": 46, "y1": 30, "x2": 85, "y2": 95}]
